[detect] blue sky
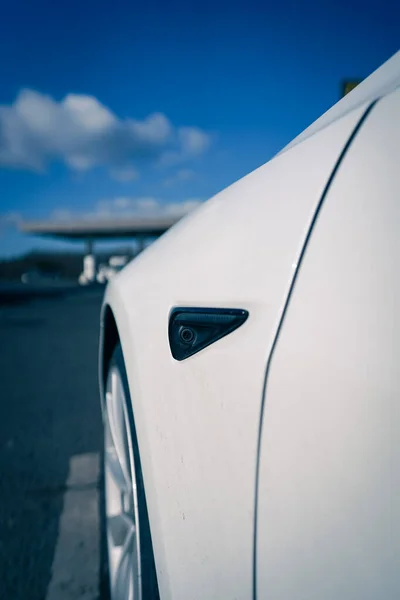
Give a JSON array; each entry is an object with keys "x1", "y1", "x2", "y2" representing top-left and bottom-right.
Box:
[{"x1": 0, "y1": 0, "x2": 398, "y2": 257}]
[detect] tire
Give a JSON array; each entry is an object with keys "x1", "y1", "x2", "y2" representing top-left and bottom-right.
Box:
[{"x1": 100, "y1": 343, "x2": 160, "y2": 600}]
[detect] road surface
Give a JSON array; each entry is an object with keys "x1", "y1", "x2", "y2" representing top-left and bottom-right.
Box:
[{"x1": 0, "y1": 286, "x2": 105, "y2": 600}]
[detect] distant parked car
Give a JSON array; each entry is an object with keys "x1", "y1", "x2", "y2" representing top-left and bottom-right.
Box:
[
  {"x1": 98, "y1": 52, "x2": 400, "y2": 600},
  {"x1": 21, "y1": 269, "x2": 60, "y2": 284},
  {"x1": 79, "y1": 255, "x2": 130, "y2": 286},
  {"x1": 96, "y1": 256, "x2": 130, "y2": 285}
]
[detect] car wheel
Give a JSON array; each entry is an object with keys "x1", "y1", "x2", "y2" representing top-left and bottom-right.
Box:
[{"x1": 101, "y1": 343, "x2": 160, "y2": 600}]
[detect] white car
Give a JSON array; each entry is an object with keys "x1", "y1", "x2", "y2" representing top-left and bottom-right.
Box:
[{"x1": 98, "y1": 51, "x2": 400, "y2": 600}]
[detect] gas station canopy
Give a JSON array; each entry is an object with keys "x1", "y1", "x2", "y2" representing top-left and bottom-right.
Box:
[{"x1": 18, "y1": 215, "x2": 183, "y2": 240}]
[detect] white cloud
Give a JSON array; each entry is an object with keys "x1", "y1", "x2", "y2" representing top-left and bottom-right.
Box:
[
  {"x1": 110, "y1": 166, "x2": 139, "y2": 182},
  {"x1": 160, "y1": 126, "x2": 213, "y2": 166},
  {"x1": 163, "y1": 200, "x2": 203, "y2": 215},
  {"x1": 63, "y1": 94, "x2": 116, "y2": 132},
  {"x1": 96, "y1": 196, "x2": 184, "y2": 215},
  {"x1": 113, "y1": 197, "x2": 132, "y2": 209},
  {"x1": 179, "y1": 127, "x2": 210, "y2": 155},
  {"x1": 95, "y1": 197, "x2": 158, "y2": 214},
  {"x1": 50, "y1": 209, "x2": 74, "y2": 221},
  {"x1": 0, "y1": 89, "x2": 212, "y2": 175},
  {"x1": 0, "y1": 211, "x2": 22, "y2": 234},
  {"x1": 135, "y1": 197, "x2": 161, "y2": 211},
  {"x1": 163, "y1": 168, "x2": 195, "y2": 187}
]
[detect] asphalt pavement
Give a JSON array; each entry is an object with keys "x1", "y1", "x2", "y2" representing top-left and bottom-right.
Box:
[{"x1": 0, "y1": 286, "x2": 105, "y2": 600}]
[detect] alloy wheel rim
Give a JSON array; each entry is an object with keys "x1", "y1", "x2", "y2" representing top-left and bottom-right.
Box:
[{"x1": 104, "y1": 366, "x2": 142, "y2": 600}]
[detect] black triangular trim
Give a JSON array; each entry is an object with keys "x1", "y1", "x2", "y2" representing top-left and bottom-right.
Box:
[{"x1": 168, "y1": 307, "x2": 249, "y2": 361}]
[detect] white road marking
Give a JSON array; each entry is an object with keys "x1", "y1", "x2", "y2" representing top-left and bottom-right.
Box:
[{"x1": 46, "y1": 452, "x2": 100, "y2": 600}]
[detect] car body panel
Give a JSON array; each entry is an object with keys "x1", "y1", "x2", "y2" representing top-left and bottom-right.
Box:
[
  {"x1": 101, "y1": 102, "x2": 371, "y2": 600},
  {"x1": 256, "y1": 87, "x2": 400, "y2": 600}
]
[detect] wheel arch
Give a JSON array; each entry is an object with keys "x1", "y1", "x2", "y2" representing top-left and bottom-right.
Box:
[{"x1": 100, "y1": 303, "x2": 120, "y2": 398}]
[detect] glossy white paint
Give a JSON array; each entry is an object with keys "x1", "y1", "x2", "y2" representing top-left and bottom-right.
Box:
[
  {"x1": 100, "y1": 52, "x2": 400, "y2": 600},
  {"x1": 256, "y1": 87, "x2": 400, "y2": 599},
  {"x1": 102, "y1": 102, "x2": 371, "y2": 600}
]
